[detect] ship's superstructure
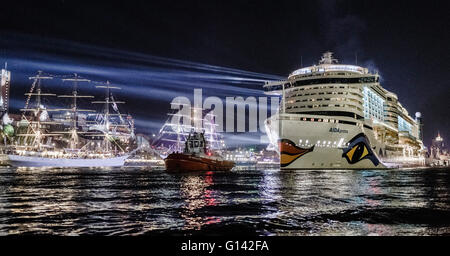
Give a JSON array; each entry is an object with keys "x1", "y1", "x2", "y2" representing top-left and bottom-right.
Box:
[{"x1": 264, "y1": 52, "x2": 425, "y2": 169}]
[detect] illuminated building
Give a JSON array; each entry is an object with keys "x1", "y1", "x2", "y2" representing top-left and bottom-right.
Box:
[
  {"x1": 429, "y1": 133, "x2": 449, "y2": 165},
  {"x1": 0, "y1": 64, "x2": 11, "y2": 115}
]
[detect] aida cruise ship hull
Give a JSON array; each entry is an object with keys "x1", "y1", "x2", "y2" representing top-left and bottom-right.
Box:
[
  {"x1": 7, "y1": 154, "x2": 129, "y2": 167},
  {"x1": 266, "y1": 113, "x2": 389, "y2": 169},
  {"x1": 266, "y1": 113, "x2": 425, "y2": 169}
]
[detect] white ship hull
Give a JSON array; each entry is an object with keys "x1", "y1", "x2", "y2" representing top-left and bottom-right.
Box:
[
  {"x1": 266, "y1": 113, "x2": 424, "y2": 169},
  {"x1": 7, "y1": 154, "x2": 129, "y2": 167}
]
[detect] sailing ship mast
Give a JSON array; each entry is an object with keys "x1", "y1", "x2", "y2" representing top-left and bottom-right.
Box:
[
  {"x1": 17, "y1": 72, "x2": 112, "y2": 152},
  {"x1": 152, "y1": 104, "x2": 226, "y2": 157},
  {"x1": 92, "y1": 81, "x2": 126, "y2": 153},
  {"x1": 60, "y1": 73, "x2": 94, "y2": 149},
  {"x1": 19, "y1": 71, "x2": 58, "y2": 150}
]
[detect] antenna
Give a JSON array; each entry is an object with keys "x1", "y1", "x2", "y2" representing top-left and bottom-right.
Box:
[
  {"x1": 300, "y1": 56, "x2": 303, "y2": 68},
  {"x1": 355, "y1": 52, "x2": 358, "y2": 65}
]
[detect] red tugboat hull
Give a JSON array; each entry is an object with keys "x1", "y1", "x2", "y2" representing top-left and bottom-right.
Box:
[{"x1": 165, "y1": 153, "x2": 235, "y2": 172}]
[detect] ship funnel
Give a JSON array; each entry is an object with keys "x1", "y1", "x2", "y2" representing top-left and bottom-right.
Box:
[{"x1": 319, "y1": 51, "x2": 339, "y2": 64}]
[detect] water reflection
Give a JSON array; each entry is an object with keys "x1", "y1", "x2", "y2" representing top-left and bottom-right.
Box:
[
  {"x1": 270, "y1": 169, "x2": 450, "y2": 235},
  {"x1": 0, "y1": 167, "x2": 448, "y2": 235},
  {"x1": 179, "y1": 172, "x2": 220, "y2": 230}
]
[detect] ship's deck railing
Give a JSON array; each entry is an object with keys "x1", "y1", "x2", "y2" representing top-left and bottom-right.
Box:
[{"x1": 289, "y1": 64, "x2": 369, "y2": 78}]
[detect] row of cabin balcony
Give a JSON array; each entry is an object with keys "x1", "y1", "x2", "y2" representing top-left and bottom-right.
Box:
[
  {"x1": 286, "y1": 90, "x2": 363, "y2": 98},
  {"x1": 264, "y1": 77, "x2": 378, "y2": 92},
  {"x1": 285, "y1": 103, "x2": 363, "y2": 113},
  {"x1": 287, "y1": 97, "x2": 362, "y2": 106},
  {"x1": 289, "y1": 84, "x2": 363, "y2": 92}
]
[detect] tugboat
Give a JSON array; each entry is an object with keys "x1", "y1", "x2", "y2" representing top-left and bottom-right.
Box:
[{"x1": 164, "y1": 132, "x2": 235, "y2": 172}]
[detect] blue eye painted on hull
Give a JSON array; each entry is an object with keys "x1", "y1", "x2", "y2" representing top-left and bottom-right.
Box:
[{"x1": 342, "y1": 133, "x2": 380, "y2": 166}]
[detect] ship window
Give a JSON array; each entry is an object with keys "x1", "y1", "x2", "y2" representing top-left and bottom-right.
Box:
[
  {"x1": 291, "y1": 77, "x2": 376, "y2": 88},
  {"x1": 293, "y1": 111, "x2": 363, "y2": 120}
]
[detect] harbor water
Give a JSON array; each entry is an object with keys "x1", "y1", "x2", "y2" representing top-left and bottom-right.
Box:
[{"x1": 0, "y1": 166, "x2": 449, "y2": 235}]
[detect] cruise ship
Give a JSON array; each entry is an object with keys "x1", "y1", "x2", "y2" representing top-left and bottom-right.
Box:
[{"x1": 264, "y1": 52, "x2": 425, "y2": 169}]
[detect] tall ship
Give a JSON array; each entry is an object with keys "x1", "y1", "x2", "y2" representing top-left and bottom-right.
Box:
[
  {"x1": 264, "y1": 52, "x2": 425, "y2": 169},
  {"x1": 152, "y1": 103, "x2": 226, "y2": 159},
  {"x1": 6, "y1": 71, "x2": 134, "y2": 167}
]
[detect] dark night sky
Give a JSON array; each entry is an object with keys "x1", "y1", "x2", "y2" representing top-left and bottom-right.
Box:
[{"x1": 0, "y1": 0, "x2": 448, "y2": 146}]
